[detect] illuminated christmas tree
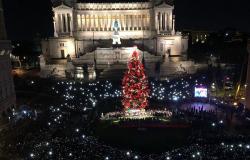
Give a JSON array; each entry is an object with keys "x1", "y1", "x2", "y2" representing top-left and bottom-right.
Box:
[{"x1": 122, "y1": 51, "x2": 150, "y2": 111}]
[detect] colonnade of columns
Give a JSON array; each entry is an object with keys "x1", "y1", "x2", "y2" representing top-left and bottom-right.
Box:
[
  {"x1": 54, "y1": 13, "x2": 73, "y2": 36},
  {"x1": 76, "y1": 14, "x2": 151, "y2": 31},
  {"x1": 155, "y1": 11, "x2": 172, "y2": 33}
]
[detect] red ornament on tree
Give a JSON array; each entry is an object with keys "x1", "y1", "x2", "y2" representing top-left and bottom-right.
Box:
[{"x1": 122, "y1": 51, "x2": 150, "y2": 110}]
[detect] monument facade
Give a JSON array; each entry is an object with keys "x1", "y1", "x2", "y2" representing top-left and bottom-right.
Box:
[{"x1": 41, "y1": 0, "x2": 192, "y2": 79}]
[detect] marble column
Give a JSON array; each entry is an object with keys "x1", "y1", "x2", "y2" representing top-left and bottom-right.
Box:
[
  {"x1": 126, "y1": 15, "x2": 128, "y2": 31},
  {"x1": 68, "y1": 14, "x2": 71, "y2": 32},
  {"x1": 130, "y1": 15, "x2": 133, "y2": 31},
  {"x1": 70, "y1": 13, "x2": 73, "y2": 36},
  {"x1": 93, "y1": 15, "x2": 95, "y2": 31},
  {"x1": 94, "y1": 15, "x2": 97, "y2": 31},
  {"x1": 140, "y1": 14, "x2": 143, "y2": 30},
  {"x1": 97, "y1": 15, "x2": 100, "y2": 31},
  {"x1": 90, "y1": 15, "x2": 93, "y2": 30},
  {"x1": 107, "y1": 15, "x2": 109, "y2": 31},
  {"x1": 133, "y1": 15, "x2": 136, "y2": 30},
  {"x1": 135, "y1": 15, "x2": 138, "y2": 30},
  {"x1": 53, "y1": 14, "x2": 58, "y2": 37},
  {"x1": 84, "y1": 15, "x2": 87, "y2": 31},
  {"x1": 164, "y1": 12, "x2": 167, "y2": 31},
  {"x1": 55, "y1": 14, "x2": 59, "y2": 33},
  {"x1": 92, "y1": 14, "x2": 96, "y2": 31},
  {"x1": 106, "y1": 15, "x2": 109, "y2": 31},
  {"x1": 155, "y1": 13, "x2": 158, "y2": 32},
  {"x1": 134, "y1": 15, "x2": 137, "y2": 30},
  {"x1": 107, "y1": 14, "x2": 109, "y2": 31},
  {"x1": 65, "y1": 14, "x2": 69, "y2": 33},
  {"x1": 79, "y1": 15, "x2": 82, "y2": 31},
  {"x1": 100, "y1": 15, "x2": 103, "y2": 31},
  {"x1": 77, "y1": 15, "x2": 80, "y2": 30},
  {"x1": 138, "y1": 15, "x2": 140, "y2": 30},
  {"x1": 130, "y1": 15, "x2": 132, "y2": 30},
  {"x1": 83, "y1": 15, "x2": 86, "y2": 31},
  {"x1": 144, "y1": 14, "x2": 147, "y2": 30},
  {"x1": 123, "y1": 15, "x2": 127, "y2": 31},
  {"x1": 141, "y1": 15, "x2": 143, "y2": 30},
  {"x1": 81, "y1": 15, "x2": 83, "y2": 31},
  {"x1": 90, "y1": 15, "x2": 92, "y2": 31},
  {"x1": 121, "y1": 15, "x2": 124, "y2": 31},
  {"x1": 56, "y1": 14, "x2": 60, "y2": 32},
  {"x1": 110, "y1": 14, "x2": 112, "y2": 31},
  {"x1": 60, "y1": 14, "x2": 64, "y2": 33},
  {"x1": 59, "y1": 14, "x2": 61, "y2": 32},
  {"x1": 104, "y1": 15, "x2": 107, "y2": 31},
  {"x1": 148, "y1": 14, "x2": 151, "y2": 30},
  {"x1": 160, "y1": 12, "x2": 163, "y2": 31},
  {"x1": 121, "y1": 15, "x2": 123, "y2": 30},
  {"x1": 132, "y1": 15, "x2": 135, "y2": 30},
  {"x1": 97, "y1": 15, "x2": 99, "y2": 31},
  {"x1": 124, "y1": 15, "x2": 127, "y2": 31},
  {"x1": 87, "y1": 14, "x2": 90, "y2": 31},
  {"x1": 99, "y1": 15, "x2": 102, "y2": 30},
  {"x1": 168, "y1": 12, "x2": 172, "y2": 31}
]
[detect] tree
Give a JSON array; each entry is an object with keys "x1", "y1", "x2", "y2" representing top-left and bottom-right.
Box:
[{"x1": 122, "y1": 51, "x2": 150, "y2": 111}]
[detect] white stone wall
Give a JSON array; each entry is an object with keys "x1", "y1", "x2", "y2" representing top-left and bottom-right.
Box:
[
  {"x1": 53, "y1": 2, "x2": 175, "y2": 40},
  {"x1": 72, "y1": 47, "x2": 161, "y2": 65},
  {"x1": 75, "y1": 40, "x2": 93, "y2": 54},
  {"x1": 43, "y1": 2, "x2": 188, "y2": 60},
  {"x1": 74, "y1": 30, "x2": 153, "y2": 40},
  {"x1": 41, "y1": 37, "x2": 76, "y2": 59},
  {"x1": 40, "y1": 1, "x2": 190, "y2": 78},
  {"x1": 181, "y1": 37, "x2": 189, "y2": 53},
  {"x1": 157, "y1": 35, "x2": 188, "y2": 56}
]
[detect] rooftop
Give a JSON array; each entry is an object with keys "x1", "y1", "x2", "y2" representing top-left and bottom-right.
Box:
[{"x1": 52, "y1": 0, "x2": 174, "y2": 6}]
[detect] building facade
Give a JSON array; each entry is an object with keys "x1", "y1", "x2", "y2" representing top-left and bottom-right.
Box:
[
  {"x1": 0, "y1": 0, "x2": 16, "y2": 115},
  {"x1": 41, "y1": 0, "x2": 190, "y2": 78}
]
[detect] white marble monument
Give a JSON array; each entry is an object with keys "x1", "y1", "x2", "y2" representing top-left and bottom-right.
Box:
[{"x1": 40, "y1": 0, "x2": 194, "y2": 79}]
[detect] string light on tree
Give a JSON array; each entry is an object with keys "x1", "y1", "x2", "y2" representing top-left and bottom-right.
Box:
[{"x1": 122, "y1": 51, "x2": 150, "y2": 111}]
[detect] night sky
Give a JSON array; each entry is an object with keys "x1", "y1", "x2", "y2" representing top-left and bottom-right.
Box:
[{"x1": 2, "y1": 0, "x2": 250, "y2": 40}]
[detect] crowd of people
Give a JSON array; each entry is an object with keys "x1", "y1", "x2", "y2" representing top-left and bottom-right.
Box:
[
  {"x1": 49, "y1": 75, "x2": 208, "y2": 112},
  {"x1": 1, "y1": 76, "x2": 250, "y2": 160}
]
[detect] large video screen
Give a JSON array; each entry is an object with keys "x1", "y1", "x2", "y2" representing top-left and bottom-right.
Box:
[{"x1": 194, "y1": 87, "x2": 207, "y2": 98}]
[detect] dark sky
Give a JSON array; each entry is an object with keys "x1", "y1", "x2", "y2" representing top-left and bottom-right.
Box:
[{"x1": 2, "y1": 0, "x2": 250, "y2": 40}]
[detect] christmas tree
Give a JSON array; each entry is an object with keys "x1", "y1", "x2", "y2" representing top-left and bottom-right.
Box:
[{"x1": 122, "y1": 51, "x2": 150, "y2": 111}]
